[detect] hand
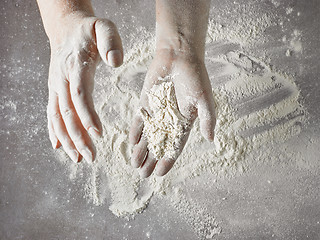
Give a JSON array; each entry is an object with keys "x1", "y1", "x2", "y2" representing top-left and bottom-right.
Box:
[
  {"x1": 129, "y1": 49, "x2": 216, "y2": 177},
  {"x1": 46, "y1": 12, "x2": 123, "y2": 163}
]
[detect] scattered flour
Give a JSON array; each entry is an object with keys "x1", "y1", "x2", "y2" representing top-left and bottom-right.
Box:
[
  {"x1": 286, "y1": 7, "x2": 293, "y2": 15},
  {"x1": 286, "y1": 49, "x2": 292, "y2": 57},
  {"x1": 55, "y1": 5, "x2": 308, "y2": 239},
  {"x1": 270, "y1": 0, "x2": 280, "y2": 8},
  {"x1": 206, "y1": 4, "x2": 276, "y2": 46},
  {"x1": 140, "y1": 80, "x2": 189, "y2": 160},
  {"x1": 289, "y1": 30, "x2": 303, "y2": 53}
]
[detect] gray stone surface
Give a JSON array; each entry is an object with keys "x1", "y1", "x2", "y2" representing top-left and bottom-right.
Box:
[{"x1": 1, "y1": 0, "x2": 319, "y2": 239}]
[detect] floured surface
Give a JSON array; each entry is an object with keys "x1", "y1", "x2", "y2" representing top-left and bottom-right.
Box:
[{"x1": 2, "y1": 0, "x2": 319, "y2": 239}]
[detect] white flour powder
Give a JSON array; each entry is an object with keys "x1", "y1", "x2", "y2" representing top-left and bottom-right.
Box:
[
  {"x1": 140, "y1": 80, "x2": 189, "y2": 160},
  {"x1": 55, "y1": 5, "x2": 308, "y2": 239}
]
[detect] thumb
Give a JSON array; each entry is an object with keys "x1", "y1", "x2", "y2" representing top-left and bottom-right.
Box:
[
  {"x1": 198, "y1": 93, "x2": 216, "y2": 142},
  {"x1": 95, "y1": 19, "x2": 123, "y2": 68}
]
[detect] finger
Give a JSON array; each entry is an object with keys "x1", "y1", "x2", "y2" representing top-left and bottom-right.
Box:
[
  {"x1": 155, "y1": 158, "x2": 175, "y2": 177},
  {"x1": 69, "y1": 65, "x2": 102, "y2": 139},
  {"x1": 155, "y1": 130, "x2": 191, "y2": 176},
  {"x1": 129, "y1": 115, "x2": 144, "y2": 145},
  {"x1": 48, "y1": 92, "x2": 80, "y2": 163},
  {"x1": 131, "y1": 139, "x2": 148, "y2": 168},
  {"x1": 58, "y1": 79, "x2": 95, "y2": 164},
  {"x1": 198, "y1": 93, "x2": 216, "y2": 142},
  {"x1": 95, "y1": 19, "x2": 123, "y2": 67},
  {"x1": 47, "y1": 63, "x2": 61, "y2": 149},
  {"x1": 47, "y1": 117, "x2": 61, "y2": 149},
  {"x1": 139, "y1": 152, "x2": 157, "y2": 178}
]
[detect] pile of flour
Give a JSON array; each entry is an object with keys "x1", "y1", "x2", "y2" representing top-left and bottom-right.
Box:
[
  {"x1": 55, "y1": 3, "x2": 308, "y2": 239},
  {"x1": 140, "y1": 80, "x2": 189, "y2": 160}
]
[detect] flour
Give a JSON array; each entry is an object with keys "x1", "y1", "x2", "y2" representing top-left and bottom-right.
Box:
[
  {"x1": 286, "y1": 7, "x2": 293, "y2": 15},
  {"x1": 206, "y1": 4, "x2": 275, "y2": 46},
  {"x1": 55, "y1": 5, "x2": 308, "y2": 239},
  {"x1": 140, "y1": 80, "x2": 189, "y2": 160}
]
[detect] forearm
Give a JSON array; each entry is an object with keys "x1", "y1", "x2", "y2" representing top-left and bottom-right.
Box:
[
  {"x1": 36, "y1": 0, "x2": 95, "y2": 40},
  {"x1": 155, "y1": 0, "x2": 211, "y2": 59}
]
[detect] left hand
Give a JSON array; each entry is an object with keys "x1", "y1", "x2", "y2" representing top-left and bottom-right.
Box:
[{"x1": 46, "y1": 14, "x2": 123, "y2": 163}]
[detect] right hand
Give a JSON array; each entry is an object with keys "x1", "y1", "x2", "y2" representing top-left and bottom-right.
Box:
[
  {"x1": 129, "y1": 49, "x2": 216, "y2": 178},
  {"x1": 46, "y1": 13, "x2": 123, "y2": 163}
]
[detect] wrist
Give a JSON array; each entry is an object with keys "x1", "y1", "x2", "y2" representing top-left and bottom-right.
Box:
[
  {"x1": 45, "y1": 11, "x2": 96, "y2": 46},
  {"x1": 38, "y1": 0, "x2": 96, "y2": 39},
  {"x1": 154, "y1": 0, "x2": 209, "y2": 61},
  {"x1": 155, "y1": 36, "x2": 205, "y2": 62},
  {"x1": 155, "y1": 24, "x2": 206, "y2": 61}
]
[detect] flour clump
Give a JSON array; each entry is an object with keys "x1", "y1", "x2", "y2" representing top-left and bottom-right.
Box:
[{"x1": 140, "y1": 80, "x2": 189, "y2": 160}]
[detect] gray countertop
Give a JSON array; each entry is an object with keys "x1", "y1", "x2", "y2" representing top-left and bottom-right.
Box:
[{"x1": 1, "y1": 0, "x2": 319, "y2": 239}]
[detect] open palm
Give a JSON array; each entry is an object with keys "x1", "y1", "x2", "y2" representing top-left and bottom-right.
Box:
[{"x1": 129, "y1": 50, "x2": 216, "y2": 177}]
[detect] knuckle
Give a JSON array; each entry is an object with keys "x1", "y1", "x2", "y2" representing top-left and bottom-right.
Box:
[
  {"x1": 81, "y1": 121, "x2": 91, "y2": 131},
  {"x1": 64, "y1": 52, "x2": 76, "y2": 70},
  {"x1": 63, "y1": 52, "x2": 82, "y2": 73},
  {"x1": 60, "y1": 136, "x2": 72, "y2": 146},
  {"x1": 71, "y1": 133, "x2": 85, "y2": 145},
  {"x1": 71, "y1": 86, "x2": 85, "y2": 99},
  {"x1": 49, "y1": 111, "x2": 62, "y2": 121},
  {"x1": 62, "y1": 45, "x2": 97, "y2": 72},
  {"x1": 79, "y1": 46, "x2": 98, "y2": 62},
  {"x1": 61, "y1": 108, "x2": 74, "y2": 118},
  {"x1": 97, "y1": 19, "x2": 117, "y2": 32}
]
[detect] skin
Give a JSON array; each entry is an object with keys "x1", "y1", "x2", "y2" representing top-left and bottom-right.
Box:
[
  {"x1": 129, "y1": 0, "x2": 216, "y2": 177},
  {"x1": 37, "y1": 0, "x2": 215, "y2": 176},
  {"x1": 37, "y1": 0, "x2": 123, "y2": 163}
]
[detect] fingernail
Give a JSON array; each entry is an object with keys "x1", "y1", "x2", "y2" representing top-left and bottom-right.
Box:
[
  {"x1": 155, "y1": 170, "x2": 166, "y2": 177},
  {"x1": 69, "y1": 150, "x2": 79, "y2": 163},
  {"x1": 107, "y1": 50, "x2": 123, "y2": 67},
  {"x1": 81, "y1": 149, "x2": 93, "y2": 164},
  {"x1": 131, "y1": 158, "x2": 141, "y2": 168},
  {"x1": 155, "y1": 160, "x2": 173, "y2": 177},
  {"x1": 208, "y1": 132, "x2": 215, "y2": 142},
  {"x1": 88, "y1": 127, "x2": 101, "y2": 139},
  {"x1": 138, "y1": 169, "x2": 149, "y2": 179}
]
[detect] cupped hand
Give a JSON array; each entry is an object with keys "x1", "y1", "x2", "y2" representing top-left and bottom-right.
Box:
[
  {"x1": 129, "y1": 49, "x2": 216, "y2": 177},
  {"x1": 47, "y1": 13, "x2": 123, "y2": 163}
]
